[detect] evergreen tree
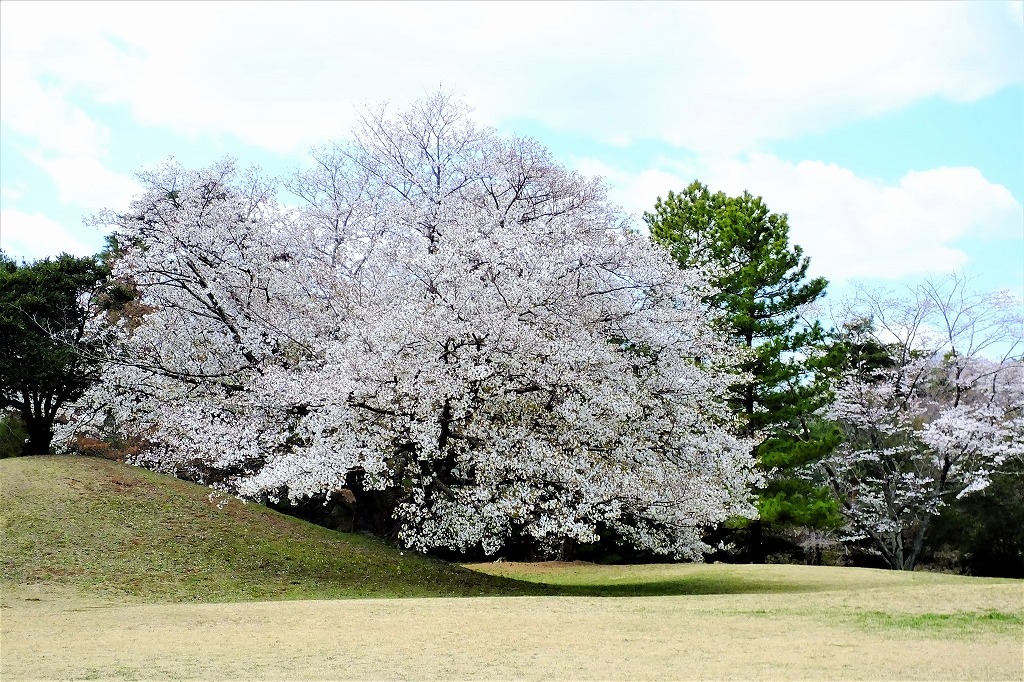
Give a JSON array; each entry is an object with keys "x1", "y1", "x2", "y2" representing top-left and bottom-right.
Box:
[
  {"x1": 0, "y1": 252, "x2": 117, "y2": 455},
  {"x1": 645, "y1": 181, "x2": 843, "y2": 552},
  {"x1": 926, "y1": 459, "x2": 1024, "y2": 578}
]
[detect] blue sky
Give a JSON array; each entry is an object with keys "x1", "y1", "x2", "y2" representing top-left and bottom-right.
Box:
[{"x1": 2, "y1": 1, "x2": 1022, "y2": 302}]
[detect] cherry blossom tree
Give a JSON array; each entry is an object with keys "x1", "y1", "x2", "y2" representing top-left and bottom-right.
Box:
[
  {"x1": 823, "y1": 277, "x2": 1023, "y2": 570},
  {"x1": 63, "y1": 94, "x2": 757, "y2": 558}
]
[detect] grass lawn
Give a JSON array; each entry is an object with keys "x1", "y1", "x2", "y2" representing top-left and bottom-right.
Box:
[
  {"x1": 2, "y1": 456, "x2": 1022, "y2": 680},
  {"x1": 0, "y1": 455, "x2": 547, "y2": 602}
]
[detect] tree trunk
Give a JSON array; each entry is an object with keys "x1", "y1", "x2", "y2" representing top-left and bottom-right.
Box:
[
  {"x1": 903, "y1": 517, "x2": 933, "y2": 571},
  {"x1": 21, "y1": 414, "x2": 52, "y2": 456},
  {"x1": 345, "y1": 469, "x2": 399, "y2": 539}
]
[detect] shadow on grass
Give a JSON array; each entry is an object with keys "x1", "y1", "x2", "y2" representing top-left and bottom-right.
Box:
[{"x1": 538, "y1": 576, "x2": 815, "y2": 597}]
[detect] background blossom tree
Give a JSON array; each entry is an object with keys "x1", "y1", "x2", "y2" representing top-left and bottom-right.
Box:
[
  {"x1": 63, "y1": 94, "x2": 758, "y2": 559},
  {"x1": 824, "y1": 277, "x2": 1023, "y2": 570}
]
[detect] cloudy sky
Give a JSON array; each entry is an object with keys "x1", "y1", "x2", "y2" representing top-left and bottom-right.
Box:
[{"x1": 1, "y1": 1, "x2": 1022, "y2": 297}]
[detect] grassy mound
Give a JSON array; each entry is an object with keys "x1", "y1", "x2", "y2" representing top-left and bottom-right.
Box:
[{"x1": 0, "y1": 455, "x2": 547, "y2": 602}]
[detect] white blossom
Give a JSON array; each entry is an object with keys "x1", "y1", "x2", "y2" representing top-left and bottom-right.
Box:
[
  {"x1": 823, "y1": 278, "x2": 1023, "y2": 569},
  {"x1": 63, "y1": 94, "x2": 757, "y2": 558}
]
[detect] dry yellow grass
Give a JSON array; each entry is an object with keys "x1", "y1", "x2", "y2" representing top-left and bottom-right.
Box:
[{"x1": 3, "y1": 564, "x2": 1022, "y2": 681}]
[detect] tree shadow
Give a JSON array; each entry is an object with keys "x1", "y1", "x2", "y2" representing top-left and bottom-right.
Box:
[{"x1": 539, "y1": 576, "x2": 817, "y2": 597}]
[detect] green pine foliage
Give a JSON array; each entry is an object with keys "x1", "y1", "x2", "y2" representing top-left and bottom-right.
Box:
[{"x1": 645, "y1": 181, "x2": 843, "y2": 538}]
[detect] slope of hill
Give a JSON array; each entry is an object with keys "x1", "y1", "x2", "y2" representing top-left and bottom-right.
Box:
[{"x1": 0, "y1": 455, "x2": 547, "y2": 602}]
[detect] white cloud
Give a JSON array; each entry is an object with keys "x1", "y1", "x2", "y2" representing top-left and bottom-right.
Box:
[
  {"x1": 0, "y1": 210, "x2": 98, "y2": 261},
  {"x1": 0, "y1": 183, "x2": 26, "y2": 204},
  {"x1": 579, "y1": 155, "x2": 1023, "y2": 282},
  {"x1": 28, "y1": 155, "x2": 142, "y2": 211},
  {"x1": 0, "y1": 63, "x2": 109, "y2": 159},
  {"x1": 1, "y1": 1, "x2": 1019, "y2": 155},
  {"x1": 1, "y1": 30, "x2": 140, "y2": 215},
  {"x1": 1, "y1": 1, "x2": 1019, "y2": 272}
]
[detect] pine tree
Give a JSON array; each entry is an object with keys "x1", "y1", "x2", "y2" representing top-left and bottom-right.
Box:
[{"x1": 645, "y1": 181, "x2": 843, "y2": 556}]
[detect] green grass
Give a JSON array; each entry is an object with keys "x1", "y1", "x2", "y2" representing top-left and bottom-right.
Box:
[
  {"x1": 856, "y1": 609, "x2": 1024, "y2": 635},
  {"x1": 0, "y1": 455, "x2": 549, "y2": 602},
  {"x1": 3, "y1": 454, "x2": 1022, "y2": 615}
]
